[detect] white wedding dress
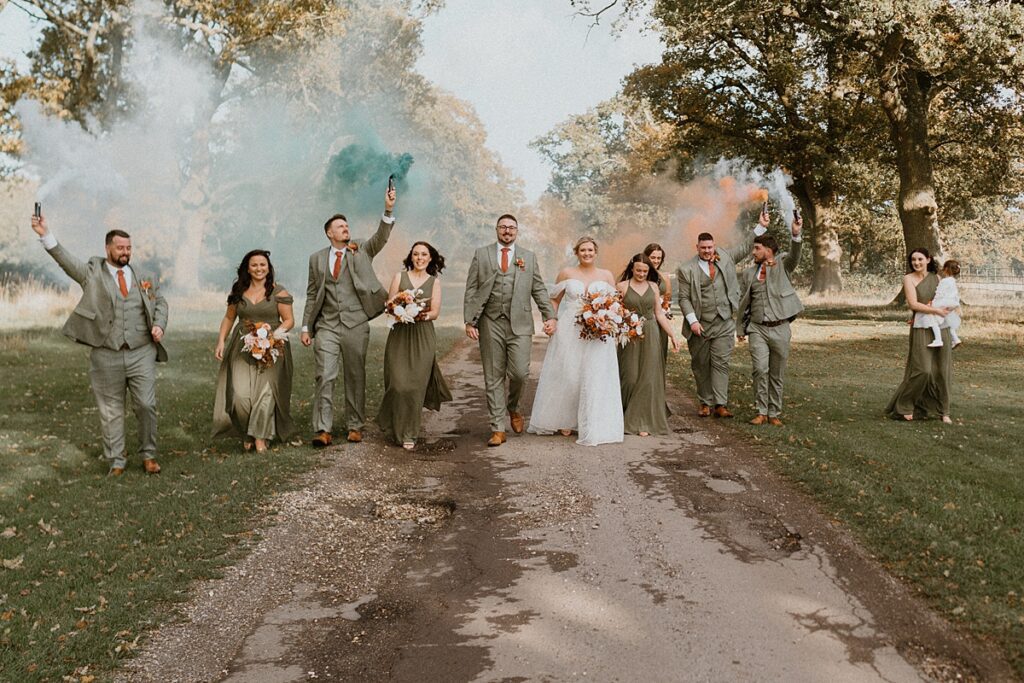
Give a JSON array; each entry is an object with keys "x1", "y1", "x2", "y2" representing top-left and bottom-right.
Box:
[{"x1": 528, "y1": 279, "x2": 624, "y2": 446}]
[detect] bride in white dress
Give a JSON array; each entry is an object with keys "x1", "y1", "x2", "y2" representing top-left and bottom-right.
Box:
[{"x1": 528, "y1": 236, "x2": 624, "y2": 446}]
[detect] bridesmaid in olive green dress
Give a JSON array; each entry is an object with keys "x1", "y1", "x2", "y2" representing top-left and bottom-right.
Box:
[
  {"x1": 377, "y1": 241, "x2": 453, "y2": 450},
  {"x1": 213, "y1": 250, "x2": 295, "y2": 452},
  {"x1": 886, "y1": 248, "x2": 955, "y2": 423},
  {"x1": 644, "y1": 243, "x2": 673, "y2": 411},
  {"x1": 616, "y1": 254, "x2": 681, "y2": 436}
]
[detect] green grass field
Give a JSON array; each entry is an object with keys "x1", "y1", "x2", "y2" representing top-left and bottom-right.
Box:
[
  {"x1": 0, "y1": 326, "x2": 460, "y2": 681},
  {"x1": 667, "y1": 305, "x2": 1024, "y2": 676}
]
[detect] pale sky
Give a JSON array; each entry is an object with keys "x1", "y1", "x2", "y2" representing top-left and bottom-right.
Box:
[
  {"x1": 0, "y1": 2, "x2": 663, "y2": 199},
  {"x1": 416, "y1": 1, "x2": 663, "y2": 199}
]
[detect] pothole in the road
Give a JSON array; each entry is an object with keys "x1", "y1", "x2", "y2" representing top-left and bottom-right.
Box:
[
  {"x1": 415, "y1": 438, "x2": 458, "y2": 454},
  {"x1": 372, "y1": 496, "x2": 457, "y2": 526},
  {"x1": 542, "y1": 550, "x2": 578, "y2": 572},
  {"x1": 705, "y1": 478, "x2": 746, "y2": 494}
]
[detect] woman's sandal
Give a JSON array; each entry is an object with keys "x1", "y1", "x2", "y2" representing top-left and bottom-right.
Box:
[
  {"x1": 402, "y1": 441, "x2": 416, "y2": 451},
  {"x1": 255, "y1": 438, "x2": 269, "y2": 454},
  {"x1": 558, "y1": 429, "x2": 573, "y2": 437},
  {"x1": 901, "y1": 414, "x2": 914, "y2": 422},
  {"x1": 243, "y1": 438, "x2": 255, "y2": 451},
  {"x1": 941, "y1": 415, "x2": 953, "y2": 424}
]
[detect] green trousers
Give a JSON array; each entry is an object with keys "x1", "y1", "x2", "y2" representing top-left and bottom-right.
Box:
[
  {"x1": 89, "y1": 344, "x2": 158, "y2": 469},
  {"x1": 687, "y1": 315, "x2": 736, "y2": 407},
  {"x1": 312, "y1": 320, "x2": 369, "y2": 433},
  {"x1": 478, "y1": 315, "x2": 531, "y2": 432},
  {"x1": 747, "y1": 321, "x2": 791, "y2": 418}
]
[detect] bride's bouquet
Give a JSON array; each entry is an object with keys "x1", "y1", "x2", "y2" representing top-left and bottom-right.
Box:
[
  {"x1": 661, "y1": 292, "x2": 673, "y2": 320},
  {"x1": 384, "y1": 288, "x2": 427, "y2": 328},
  {"x1": 576, "y1": 291, "x2": 645, "y2": 346},
  {"x1": 241, "y1": 321, "x2": 287, "y2": 370}
]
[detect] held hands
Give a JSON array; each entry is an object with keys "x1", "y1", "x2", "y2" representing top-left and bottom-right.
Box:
[
  {"x1": 542, "y1": 319, "x2": 557, "y2": 336},
  {"x1": 690, "y1": 321, "x2": 704, "y2": 337},
  {"x1": 30, "y1": 213, "x2": 47, "y2": 236},
  {"x1": 465, "y1": 323, "x2": 479, "y2": 341},
  {"x1": 300, "y1": 331, "x2": 313, "y2": 347}
]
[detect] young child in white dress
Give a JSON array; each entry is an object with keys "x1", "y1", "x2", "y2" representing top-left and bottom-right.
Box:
[{"x1": 913, "y1": 259, "x2": 962, "y2": 348}]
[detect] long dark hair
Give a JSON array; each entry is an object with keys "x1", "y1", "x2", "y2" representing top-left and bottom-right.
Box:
[
  {"x1": 227, "y1": 250, "x2": 275, "y2": 305},
  {"x1": 619, "y1": 253, "x2": 661, "y2": 284},
  {"x1": 907, "y1": 248, "x2": 938, "y2": 274},
  {"x1": 403, "y1": 241, "x2": 446, "y2": 276}
]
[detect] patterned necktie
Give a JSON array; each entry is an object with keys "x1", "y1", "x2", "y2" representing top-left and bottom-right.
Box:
[
  {"x1": 117, "y1": 269, "x2": 129, "y2": 297},
  {"x1": 708, "y1": 259, "x2": 716, "y2": 281},
  {"x1": 332, "y1": 251, "x2": 342, "y2": 279},
  {"x1": 757, "y1": 263, "x2": 766, "y2": 282},
  {"x1": 501, "y1": 247, "x2": 510, "y2": 273}
]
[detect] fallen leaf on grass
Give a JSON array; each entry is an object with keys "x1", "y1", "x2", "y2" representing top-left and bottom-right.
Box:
[
  {"x1": 2, "y1": 555, "x2": 24, "y2": 570},
  {"x1": 943, "y1": 502, "x2": 957, "y2": 510},
  {"x1": 1, "y1": 527, "x2": 15, "y2": 538}
]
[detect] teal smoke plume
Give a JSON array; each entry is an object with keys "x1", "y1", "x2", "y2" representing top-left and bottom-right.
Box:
[{"x1": 323, "y1": 144, "x2": 414, "y2": 214}]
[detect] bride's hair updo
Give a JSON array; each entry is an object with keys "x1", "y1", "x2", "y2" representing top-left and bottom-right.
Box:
[{"x1": 573, "y1": 236, "x2": 598, "y2": 255}]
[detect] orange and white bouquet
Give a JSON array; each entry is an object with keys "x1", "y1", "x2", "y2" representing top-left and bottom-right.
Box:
[
  {"x1": 575, "y1": 291, "x2": 645, "y2": 346},
  {"x1": 661, "y1": 292, "x2": 673, "y2": 319},
  {"x1": 240, "y1": 321, "x2": 287, "y2": 369},
  {"x1": 384, "y1": 288, "x2": 427, "y2": 328}
]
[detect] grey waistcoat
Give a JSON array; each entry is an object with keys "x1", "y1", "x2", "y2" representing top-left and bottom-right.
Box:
[
  {"x1": 322, "y1": 257, "x2": 368, "y2": 329},
  {"x1": 749, "y1": 278, "x2": 782, "y2": 324},
  {"x1": 102, "y1": 278, "x2": 150, "y2": 350},
  {"x1": 699, "y1": 269, "x2": 733, "y2": 323},
  {"x1": 483, "y1": 268, "x2": 515, "y2": 320}
]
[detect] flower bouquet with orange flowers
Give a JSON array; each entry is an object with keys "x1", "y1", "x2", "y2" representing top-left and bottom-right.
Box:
[
  {"x1": 575, "y1": 291, "x2": 644, "y2": 346},
  {"x1": 240, "y1": 321, "x2": 286, "y2": 370},
  {"x1": 384, "y1": 288, "x2": 427, "y2": 329}
]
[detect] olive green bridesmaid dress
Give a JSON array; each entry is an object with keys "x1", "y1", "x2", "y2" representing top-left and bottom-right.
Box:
[{"x1": 618, "y1": 284, "x2": 670, "y2": 435}]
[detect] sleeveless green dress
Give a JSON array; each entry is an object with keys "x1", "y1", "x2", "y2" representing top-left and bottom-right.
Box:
[
  {"x1": 618, "y1": 284, "x2": 670, "y2": 435},
  {"x1": 377, "y1": 273, "x2": 453, "y2": 444},
  {"x1": 886, "y1": 273, "x2": 953, "y2": 418},
  {"x1": 212, "y1": 285, "x2": 295, "y2": 441}
]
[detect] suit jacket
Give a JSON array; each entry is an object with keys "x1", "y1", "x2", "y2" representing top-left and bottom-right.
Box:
[
  {"x1": 302, "y1": 218, "x2": 393, "y2": 337},
  {"x1": 737, "y1": 238, "x2": 804, "y2": 335},
  {"x1": 46, "y1": 243, "x2": 169, "y2": 362},
  {"x1": 463, "y1": 243, "x2": 555, "y2": 337},
  {"x1": 674, "y1": 231, "x2": 755, "y2": 340}
]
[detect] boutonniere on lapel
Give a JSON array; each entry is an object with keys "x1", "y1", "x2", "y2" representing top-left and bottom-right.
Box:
[
  {"x1": 347, "y1": 242, "x2": 359, "y2": 253},
  {"x1": 515, "y1": 257, "x2": 525, "y2": 271},
  {"x1": 765, "y1": 259, "x2": 776, "y2": 267},
  {"x1": 711, "y1": 253, "x2": 721, "y2": 263},
  {"x1": 140, "y1": 279, "x2": 157, "y2": 301}
]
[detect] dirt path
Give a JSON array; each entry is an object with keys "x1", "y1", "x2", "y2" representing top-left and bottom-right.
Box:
[{"x1": 120, "y1": 337, "x2": 1014, "y2": 682}]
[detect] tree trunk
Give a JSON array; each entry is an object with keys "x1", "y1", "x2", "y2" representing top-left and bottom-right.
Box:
[
  {"x1": 792, "y1": 178, "x2": 843, "y2": 293},
  {"x1": 173, "y1": 127, "x2": 211, "y2": 292},
  {"x1": 877, "y1": 40, "x2": 945, "y2": 270}
]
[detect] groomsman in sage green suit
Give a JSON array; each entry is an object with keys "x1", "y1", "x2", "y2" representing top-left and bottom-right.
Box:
[
  {"x1": 736, "y1": 216, "x2": 803, "y2": 426},
  {"x1": 464, "y1": 214, "x2": 556, "y2": 447},
  {"x1": 301, "y1": 188, "x2": 397, "y2": 447},
  {"x1": 675, "y1": 210, "x2": 769, "y2": 418},
  {"x1": 30, "y1": 212, "x2": 168, "y2": 476}
]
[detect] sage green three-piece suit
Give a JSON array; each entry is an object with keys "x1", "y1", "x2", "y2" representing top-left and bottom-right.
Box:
[
  {"x1": 463, "y1": 243, "x2": 555, "y2": 433},
  {"x1": 674, "y1": 228, "x2": 758, "y2": 408},
  {"x1": 302, "y1": 215, "x2": 394, "y2": 434},
  {"x1": 737, "y1": 237, "x2": 804, "y2": 418},
  {"x1": 43, "y1": 237, "x2": 169, "y2": 470}
]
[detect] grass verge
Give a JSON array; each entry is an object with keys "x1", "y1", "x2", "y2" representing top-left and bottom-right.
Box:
[
  {"x1": 0, "y1": 326, "x2": 461, "y2": 681},
  {"x1": 667, "y1": 305, "x2": 1024, "y2": 676}
]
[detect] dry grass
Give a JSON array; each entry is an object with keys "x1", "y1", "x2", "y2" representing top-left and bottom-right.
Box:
[{"x1": 0, "y1": 276, "x2": 79, "y2": 329}]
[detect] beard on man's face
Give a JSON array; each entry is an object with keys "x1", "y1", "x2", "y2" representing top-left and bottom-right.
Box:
[{"x1": 110, "y1": 253, "x2": 130, "y2": 266}]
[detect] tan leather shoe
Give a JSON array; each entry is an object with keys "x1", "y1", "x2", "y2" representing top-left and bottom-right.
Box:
[
  {"x1": 487, "y1": 431, "x2": 507, "y2": 447},
  {"x1": 768, "y1": 417, "x2": 784, "y2": 427},
  {"x1": 749, "y1": 414, "x2": 768, "y2": 426},
  {"x1": 143, "y1": 459, "x2": 161, "y2": 474},
  {"x1": 713, "y1": 405, "x2": 734, "y2": 418},
  {"x1": 108, "y1": 467, "x2": 124, "y2": 477},
  {"x1": 347, "y1": 430, "x2": 363, "y2": 443},
  {"x1": 697, "y1": 404, "x2": 711, "y2": 417},
  {"x1": 311, "y1": 431, "x2": 332, "y2": 448},
  {"x1": 509, "y1": 412, "x2": 525, "y2": 434}
]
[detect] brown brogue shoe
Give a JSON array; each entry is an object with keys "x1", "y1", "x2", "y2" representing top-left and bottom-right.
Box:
[
  {"x1": 143, "y1": 459, "x2": 161, "y2": 474},
  {"x1": 311, "y1": 431, "x2": 332, "y2": 448},
  {"x1": 713, "y1": 406, "x2": 734, "y2": 419},
  {"x1": 749, "y1": 414, "x2": 768, "y2": 426},
  {"x1": 488, "y1": 431, "x2": 507, "y2": 447},
  {"x1": 768, "y1": 417, "x2": 784, "y2": 427},
  {"x1": 108, "y1": 467, "x2": 124, "y2": 477},
  {"x1": 347, "y1": 430, "x2": 363, "y2": 443},
  {"x1": 697, "y1": 404, "x2": 711, "y2": 417},
  {"x1": 509, "y1": 412, "x2": 525, "y2": 434}
]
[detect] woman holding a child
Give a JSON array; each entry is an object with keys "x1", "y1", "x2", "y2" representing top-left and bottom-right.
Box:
[{"x1": 886, "y1": 248, "x2": 960, "y2": 423}]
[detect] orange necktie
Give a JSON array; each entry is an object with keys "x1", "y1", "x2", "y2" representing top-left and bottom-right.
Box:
[
  {"x1": 117, "y1": 269, "x2": 129, "y2": 297},
  {"x1": 757, "y1": 264, "x2": 766, "y2": 282},
  {"x1": 332, "y1": 251, "x2": 342, "y2": 279},
  {"x1": 500, "y1": 247, "x2": 510, "y2": 273},
  {"x1": 708, "y1": 260, "x2": 716, "y2": 281}
]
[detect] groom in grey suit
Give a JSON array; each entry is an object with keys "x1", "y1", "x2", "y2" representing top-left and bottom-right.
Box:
[
  {"x1": 301, "y1": 188, "x2": 396, "y2": 447},
  {"x1": 464, "y1": 214, "x2": 556, "y2": 447},
  {"x1": 31, "y1": 212, "x2": 168, "y2": 476}
]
